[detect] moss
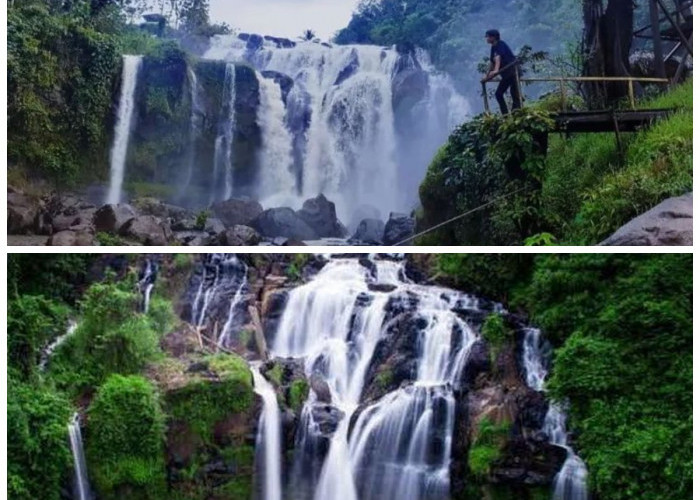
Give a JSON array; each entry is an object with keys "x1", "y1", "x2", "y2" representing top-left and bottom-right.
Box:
[
  {"x1": 468, "y1": 417, "x2": 510, "y2": 479},
  {"x1": 165, "y1": 354, "x2": 253, "y2": 443},
  {"x1": 267, "y1": 364, "x2": 283, "y2": 387},
  {"x1": 376, "y1": 368, "x2": 393, "y2": 390},
  {"x1": 288, "y1": 379, "x2": 309, "y2": 412},
  {"x1": 212, "y1": 477, "x2": 253, "y2": 499}
]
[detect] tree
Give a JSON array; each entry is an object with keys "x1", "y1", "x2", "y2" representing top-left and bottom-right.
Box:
[
  {"x1": 582, "y1": 0, "x2": 636, "y2": 106},
  {"x1": 300, "y1": 29, "x2": 316, "y2": 41}
]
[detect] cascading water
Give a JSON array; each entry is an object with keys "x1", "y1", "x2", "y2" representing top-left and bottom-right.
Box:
[
  {"x1": 181, "y1": 68, "x2": 203, "y2": 197},
  {"x1": 204, "y1": 37, "x2": 469, "y2": 220},
  {"x1": 68, "y1": 413, "x2": 92, "y2": 500},
  {"x1": 39, "y1": 320, "x2": 78, "y2": 372},
  {"x1": 256, "y1": 73, "x2": 298, "y2": 207},
  {"x1": 269, "y1": 257, "x2": 481, "y2": 500},
  {"x1": 252, "y1": 364, "x2": 283, "y2": 500},
  {"x1": 522, "y1": 328, "x2": 589, "y2": 500},
  {"x1": 189, "y1": 254, "x2": 249, "y2": 346},
  {"x1": 137, "y1": 259, "x2": 158, "y2": 313},
  {"x1": 106, "y1": 55, "x2": 142, "y2": 205},
  {"x1": 211, "y1": 64, "x2": 238, "y2": 203}
]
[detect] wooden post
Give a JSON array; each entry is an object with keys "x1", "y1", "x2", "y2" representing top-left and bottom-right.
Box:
[
  {"x1": 559, "y1": 78, "x2": 567, "y2": 111},
  {"x1": 515, "y1": 68, "x2": 524, "y2": 108},
  {"x1": 482, "y1": 82, "x2": 490, "y2": 113},
  {"x1": 627, "y1": 79, "x2": 636, "y2": 110},
  {"x1": 649, "y1": 0, "x2": 667, "y2": 78}
]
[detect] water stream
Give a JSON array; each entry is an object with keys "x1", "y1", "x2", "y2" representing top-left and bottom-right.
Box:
[
  {"x1": 106, "y1": 55, "x2": 142, "y2": 205},
  {"x1": 68, "y1": 413, "x2": 92, "y2": 500}
]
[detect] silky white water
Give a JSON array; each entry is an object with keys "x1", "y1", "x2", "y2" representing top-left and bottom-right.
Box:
[
  {"x1": 181, "y1": 68, "x2": 203, "y2": 196},
  {"x1": 106, "y1": 55, "x2": 142, "y2": 204},
  {"x1": 256, "y1": 74, "x2": 298, "y2": 206},
  {"x1": 68, "y1": 413, "x2": 92, "y2": 500},
  {"x1": 269, "y1": 257, "x2": 480, "y2": 500},
  {"x1": 522, "y1": 328, "x2": 589, "y2": 500},
  {"x1": 252, "y1": 364, "x2": 283, "y2": 500},
  {"x1": 211, "y1": 64, "x2": 238, "y2": 203},
  {"x1": 39, "y1": 320, "x2": 78, "y2": 372},
  {"x1": 205, "y1": 37, "x2": 469, "y2": 220},
  {"x1": 138, "y1": 259, "x2": 157, "y2": 313},
  {"x1": 218, "y1": 261, "x2": 248, "y2": 348}
]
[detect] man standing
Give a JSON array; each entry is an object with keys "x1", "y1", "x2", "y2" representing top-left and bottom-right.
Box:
[{"x1": 482, "y1": 29, "x2": 521, "y2": 115}]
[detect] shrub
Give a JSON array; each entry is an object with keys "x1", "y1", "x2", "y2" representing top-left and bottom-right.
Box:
[
  {"x1": 8, "y1": 374, "x2": 73, "y2": 500},
  {"x1": 87, "y1": 375, "x2": 167, "y2": 499},
  {"x1": 468, "y1": 417, "x2": 510, "y2": 478}
]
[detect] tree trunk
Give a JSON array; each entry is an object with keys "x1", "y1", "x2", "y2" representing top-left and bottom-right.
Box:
[{"x1": 582, "y1": 0, "x2": 635, "y2": 107}]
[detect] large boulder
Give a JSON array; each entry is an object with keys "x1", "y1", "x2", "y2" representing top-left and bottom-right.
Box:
[
  {"x1": 119, "y1": 215, "x2": 172, "y2": 245},
  {"x1": 8, "y1": 191, "x2": 40, "y2": 234},
  {"x1": 173, "y1": 231, "x2": 210, "y2": 247},
  {"x1": 47, "y1": 229, "x2": 95, "y2": 246},
  {"x1": 383, "y1": 212, "x2": 416, "y2": 246},
  {"x1": 334, "y1": 48, "x2": 359, "y2": 86},
  {"x1": 132, "y1": 197, "x2": 189, "y2": 221},
  {"x1": 215, "y1": 226, "x2": 262, "y2": 246},
  {"x1": 600, "y1": 193, "x2": 693, "y2": 246},
  {"x1": 352, "y1": 219, "x2": 385, "y2": 245},
  {"x1": 210, "y1": 198, "x2": 264, "y2": 228},
  {"x1": 253, "y1": 208, "x2": 319, "y2": 241},
  {"x1": 296, "y1": 195, "x2": 346, "y2": 238},
  {"x1": 94, "y1": 204, "x2": 137, "y2": 234},
  {"x1": 261, "y1": 71, "x2": 295, "y2": 104}
]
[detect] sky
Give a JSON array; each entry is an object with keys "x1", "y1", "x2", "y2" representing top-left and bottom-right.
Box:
[{"x1": 209, "y1": 0, "x2": 362, "y2": 41}]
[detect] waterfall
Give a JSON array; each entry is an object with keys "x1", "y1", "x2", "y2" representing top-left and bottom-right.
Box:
[
  {"x1": 39, "y1": 320, "x2": 78, "y2": 372},
  {"x1": 181, "y1": 68, "x2": 203, "y2": 198},
  {"x1": 211, "y1": 64, "x2": 237, "y2": 203},
  {"x1": 190, "y1": 254, "x2": 249, "y2": 341},
  {"x1": 257, "y1": 73, "x2": 298, "y2": 207},
  {"x1": 252, "y1": 364, "x2": 283, "y2": 500},
  {"x1": 68, "y1": 413, "x2": 92, "y2": 500},
  {"x1": 106, "y1": 55, "x2": 142, "y2": 205},
  {"x1": 204, "y1": 38, "x2": 469, "y2": 221},
  {"x1": 137, "y1": 259, "x2": 158, "y2": 313},
  {"x1": 269, "y1": 257, "x2": 480, "y2": 500},
  {"x1": 218, "y1": 260, "x2": 248, "y2": 348},
  {"x1": 522, "y1": 328, "x2": 589, "y2": 500}
]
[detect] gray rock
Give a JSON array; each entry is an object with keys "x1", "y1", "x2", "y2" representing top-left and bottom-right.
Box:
[
  {"x1": 174, "y1": 231, "x2": 210, "y2": 246},
  {"x1": 334, "y1": 48, "x2": 359, "y2": 86},
  {"x1": 296, "y1": 194, "x2": 346, "y2": 238},
  {"x1": 348, "y1": 205, "x2": 382, "y2": 234},
  {"x1": 48, "y1": 230, "x2": 95, "y2": 246},
  {"x1": 119, "y1": 215, "x2": 171, "y2": 245},
  {"x1": 216, "y1": 225, "x2": 262, "y2": 246},
  {"x1": 94, "y1": 204, "x2": 137, "y2": 234},
  {"x1": 171, "y1": 216, "x2": 199, "y2": 232},
  {"x1": 309, "y1": 374, "x2": 332, "y2": 404},
  {"x1": 261, "y1": 71, "x2": 295, "y2": 104},
  {"x1": 310, "y1": 404, "x2": 345, "y2": 436},
  {"x1": 210, "y1": 198, "x2": 264, "y2": 228},
  {"x1": 204, "y1": 217, "x2": 226, "y2": 235},
  {"x1": 253, "y1": 208, "x2": 319, "y2": 240},
  {"x1": 33, "y1": 212, "x2": 53, "y2": 235},
  {"x1": 352, "y1": 219, "x2": 385, "y2": 245},
  {"x1": 600, "y1": 193, "x2": 693, "y2": 246},
  {"x1": 132, "y1": 197, "x2": 189, "y2": 220},
  {"x1": 8, "y1": 191, "x2": 40, "y2": 234},
  {"x1": 383, "y1": 212, "x2": 416, "y2": 246}
]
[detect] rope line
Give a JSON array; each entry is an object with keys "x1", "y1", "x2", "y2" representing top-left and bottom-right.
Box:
[{"x1": 392, "y1": 186, "x2": 532, "y2": 246}]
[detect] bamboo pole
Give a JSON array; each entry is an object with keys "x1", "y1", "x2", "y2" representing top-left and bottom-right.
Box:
[
  {"x1": 559, "y1": 78, "x2": 567, "y2": 111},
  {"x1": 628, "y1": 80, "x2": 636, "y2": 110},
  {"x1": 655, "y1": 0, "x2": 693, "y2": 56}
]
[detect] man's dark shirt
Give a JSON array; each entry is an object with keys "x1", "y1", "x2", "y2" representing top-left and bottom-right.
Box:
[{"x1": 490, "y1": 40, "x2": 516, "y2": 77}]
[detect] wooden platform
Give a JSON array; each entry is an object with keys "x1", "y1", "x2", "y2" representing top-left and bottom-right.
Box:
[{"x1": 552, "y1": 109, "x2": 674, "y2": 133}]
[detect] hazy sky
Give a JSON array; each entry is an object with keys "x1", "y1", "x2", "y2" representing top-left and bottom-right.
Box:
[{"x1": 210, "y1": 0, "x2": 361, "y2": 41}]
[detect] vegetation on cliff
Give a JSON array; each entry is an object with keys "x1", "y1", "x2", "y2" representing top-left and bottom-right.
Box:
[
  {"x1": 437, "y1": 253, "x2": 692, "y2": 499},
  {"x1": 419, "y1": 80, "x2": 692, "y2": 245}
]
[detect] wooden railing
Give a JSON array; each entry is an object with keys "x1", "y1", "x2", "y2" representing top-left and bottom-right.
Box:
[{"x1": 481, "y1": 70, "x2": 671, "y2": 113}]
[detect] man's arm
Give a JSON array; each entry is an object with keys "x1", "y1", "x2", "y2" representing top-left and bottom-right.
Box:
[{"x1": 482, "y1": 55, "x2": 501, "y2": 83}]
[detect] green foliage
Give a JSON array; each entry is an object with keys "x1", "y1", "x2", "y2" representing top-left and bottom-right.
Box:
[
  {"x1": 49, "y1": 281, "x2": 161, "y2": 393},
  {"x1": 417, "y1": 109, "x2": 550, "y2": 245},
  {"x1": 146, "y1": 295, "x2": 177, "y2": 334},
  {"x1": 289, "y1": 379, "x2": 310, "y2": 412},
  {"x1": 520, "y1": 254, "x2": 692, "y2": 499},
  {"x1": 468, "y1": 417, "x2": 510, "y2": 478},
  {"x1": 481, "y1": 313, "x2": 512, "y2": 355},
  {"x1": 97, "y1": 232, "x2": 127, "y2": 246},
  {"x1": 421, "y1": 80, "x2": 692, "y2": 246},
  {"x1": 195, "y1": 210, "x2": 210, "y2": 231},
  {"x1": 8, "y1": 1, "x2": 122, "y2": 184},
  {"x1": 435, "y1": 254, "x2": 533, "y2": 302},
  {"x1": 166, "y1": 354, "x2": 254, "y2": 442},
  {"x1": 286, "y1": 254, "x2": 311, "y2": 281},
  {"x1": 266, "y1": 364, "x2": 284, "y2": 387},
  {"x1": 8, "y1": 254, "x2": 96, "y2": 303},
  {"x1": 8, "y1": 295, "x2": 70, "y2": 379},
  {"x1": 7, "y1": 374, "x2": 73, "y2": 500},
  {"x1": 87, "y1": 374, "x2": 167, "y2": 499}
]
